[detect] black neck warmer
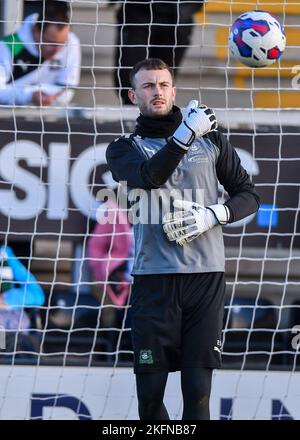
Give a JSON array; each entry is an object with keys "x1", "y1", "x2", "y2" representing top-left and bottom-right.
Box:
[{"x1": 134, "y1": 105, "x2": 183, "y2": 138}]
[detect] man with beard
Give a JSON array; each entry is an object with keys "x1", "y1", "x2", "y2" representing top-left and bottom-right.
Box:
[{"x1": 106, "y1": 58, "x2": 260, "y2": 420}]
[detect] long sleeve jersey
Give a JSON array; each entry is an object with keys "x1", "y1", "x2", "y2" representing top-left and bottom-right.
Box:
[{"x1": 106, "y1": 106, "x2": 260, "y2": 275}]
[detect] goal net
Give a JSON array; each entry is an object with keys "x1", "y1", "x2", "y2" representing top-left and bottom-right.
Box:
[{"x1": 0, "y1": 0, "x2": 299, "y2": 420}]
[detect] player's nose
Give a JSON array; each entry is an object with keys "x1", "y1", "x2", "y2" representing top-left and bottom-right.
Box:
[{"x1": 153, "y1": 87, "x2": 163, "y2": 97}]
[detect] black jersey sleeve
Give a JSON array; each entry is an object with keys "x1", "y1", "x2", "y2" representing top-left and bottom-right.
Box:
[
  {"x1": 106, "y1": 136, "x2": 186, "y2": 189},
  {"x1": 206, "y1": 130, "x2": 260, "y2": 223}
]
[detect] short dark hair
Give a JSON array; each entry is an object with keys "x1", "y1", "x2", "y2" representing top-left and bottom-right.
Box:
[
  {"x1": 129, "y1": 58, "x2": 174, "y2": 89},
  {"x1": 35, "y1": 1, "x2": 70, "y2": 31}
]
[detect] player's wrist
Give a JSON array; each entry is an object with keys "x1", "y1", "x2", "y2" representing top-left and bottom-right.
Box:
[
  {"x1": 206, "y1": 204, "x2": 230, "y2": 225},
  {"x1": 172, "y1": 121, "x2": 195, "y2": 150}
]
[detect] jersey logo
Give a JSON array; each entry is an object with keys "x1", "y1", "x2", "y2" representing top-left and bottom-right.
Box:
[
  {"x1": 143, "y1": 146, "x2": 155, "y2": 157},
  {"x1": 187, "y1": 145, "x2": 208, "y2": 163},
  {"x1": 188, "y1": 155, "x2": 208, "y2": 164},
  {"x1": 139, "y1": 349, "x2": 153, "y2": 364},
  {"x1": 214, "y1": 339, "x2": 222, "y2": 353},
  {"x1": 190, "y1": 144, "x2": 200, "y2": 152}
]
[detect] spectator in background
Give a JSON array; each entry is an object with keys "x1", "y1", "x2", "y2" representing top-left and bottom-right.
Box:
[
  {"x1": 0, "y1": 245, "x2": 45, "y2": 353},
  {"x1": 0, "y1": 0, "x2": 81, "y2": 106},
  {"x1": 87, "y1": 199, "x2": 133, "y2": 328},
  {"x1": 113, "y1": 0, "x2": 205, "y2": 104}
]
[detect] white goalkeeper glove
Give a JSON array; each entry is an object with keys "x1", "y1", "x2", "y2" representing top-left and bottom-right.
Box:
[
  {"x1": 172, "y1": 100, "x2": 218, "y2": 150},
  {"x1": 162, "y1": 200, "x2": 230, "y2": 246}
]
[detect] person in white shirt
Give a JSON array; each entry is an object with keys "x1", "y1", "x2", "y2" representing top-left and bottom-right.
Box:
[{"x1": 0, "y1": 0, "x2": 81, "y2": 106}]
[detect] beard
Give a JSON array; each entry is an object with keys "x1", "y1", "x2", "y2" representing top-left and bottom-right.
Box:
[{"x1": 138, "y1": 98, "x2": 174, "y2": 118}]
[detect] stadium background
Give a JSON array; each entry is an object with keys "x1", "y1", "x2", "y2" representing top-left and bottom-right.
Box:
[{"x1": 0, "y1": 0, "x2": 299, "y2": 419}]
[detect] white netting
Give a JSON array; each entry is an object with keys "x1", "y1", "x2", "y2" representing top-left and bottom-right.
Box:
[{"x1": 0, "y1": 0, "x2": 299, "y2": 420}]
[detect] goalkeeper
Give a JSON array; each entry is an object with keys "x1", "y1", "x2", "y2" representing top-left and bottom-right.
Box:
[{"x1": 106, "y1": 58, "x2": 260, "y2": 420}]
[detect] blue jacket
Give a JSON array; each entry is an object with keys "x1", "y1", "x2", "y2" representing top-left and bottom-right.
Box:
[{"x1": 1, "y1": 246, "x2": 44, "y2": 309}]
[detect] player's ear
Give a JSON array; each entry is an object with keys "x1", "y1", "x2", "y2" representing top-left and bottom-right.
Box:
[
  {"x1": 128, "y1": 88, "x2": 137, "y2": 104},
  {"x1": 172, "y1": 85, "x2": 177, "y2": 101}
]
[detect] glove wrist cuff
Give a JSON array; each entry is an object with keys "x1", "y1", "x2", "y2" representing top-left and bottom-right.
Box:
[
  {"x1": 172, "y1": 121, "x2": 195, "y2": 150},
  {"x1": 207, "y1": 204, "x2": 230, "y2": 225}
]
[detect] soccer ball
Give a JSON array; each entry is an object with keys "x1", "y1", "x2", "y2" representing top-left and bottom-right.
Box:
[{"x1": 229, "y1": 10, "x2": 286, "y2": 67}]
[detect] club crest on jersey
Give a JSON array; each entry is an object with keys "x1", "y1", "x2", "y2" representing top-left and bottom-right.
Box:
[
  {"x1": 139, "y1": 349, "x2": 153, "y2": 364},
  {"x1": 187, "y1": 144, "x2": 208, "y2": 163},
  {"x1": 190, "y1": 144, "x2": 200, "y2": 152}
]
